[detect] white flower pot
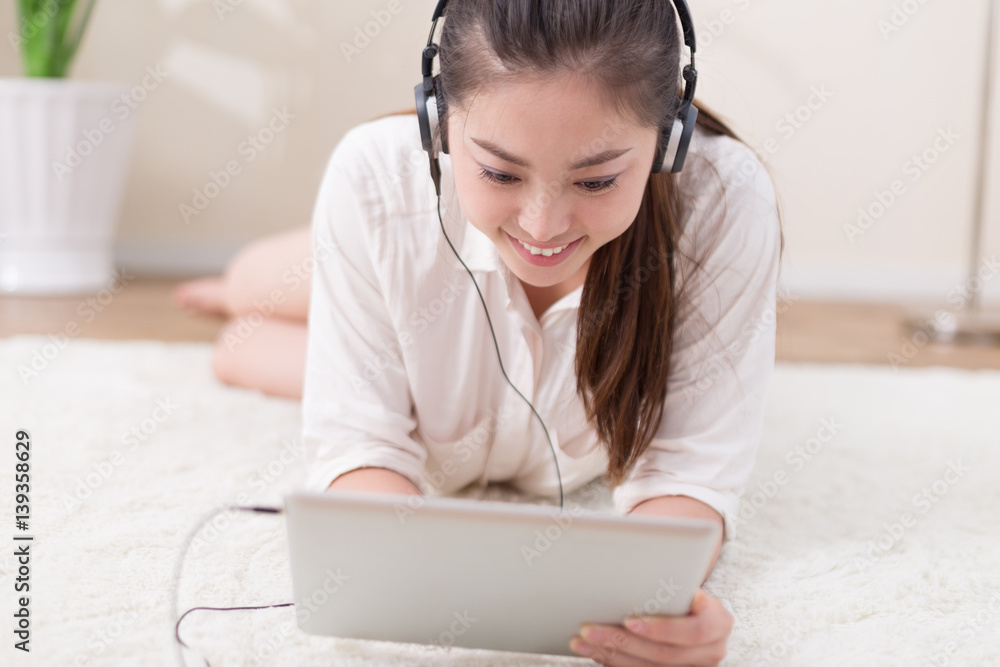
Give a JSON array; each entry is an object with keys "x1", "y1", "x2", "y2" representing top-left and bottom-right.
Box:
[{"x1": 0, "y1": 78, "x2": 136, "y2": 295}]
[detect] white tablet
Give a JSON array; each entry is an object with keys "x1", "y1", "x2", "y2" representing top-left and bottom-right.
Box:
[{"x1": 283, "y1": 489, "x2": 720, "y2": 657}]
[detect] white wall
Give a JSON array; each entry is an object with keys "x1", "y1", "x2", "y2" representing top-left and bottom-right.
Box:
[
  {"x1": 981, "y1": 1, "x2": 1000, "y2": 309},
  {"x1": 0, "y1": 0, "x2": 436, "y2": 273},
  {"x1": 692, "y1": 0, "x2": 999, "y2": 307},
  {"x1": 0, "y1": 0, "x2": 997, "y2": 307}
]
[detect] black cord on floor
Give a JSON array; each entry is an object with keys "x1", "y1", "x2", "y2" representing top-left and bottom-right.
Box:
[
  {"x1": 172, "y1": 505, "x2": 291, "y2": 667},
  {"x1": 174, "y1": 602, "x2": 294, "y2": 666}
]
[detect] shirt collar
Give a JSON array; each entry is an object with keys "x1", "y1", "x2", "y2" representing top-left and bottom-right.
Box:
[
  {"x1": 459, "y1": 220, "x2": 584, "y2": 317},
  {"x1": 457, "y1": 217, "x2": 499, "y2": 273}
]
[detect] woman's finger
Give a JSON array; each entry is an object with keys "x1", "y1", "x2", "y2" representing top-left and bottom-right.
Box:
[
  {"x1": 625, "y1": 590, "x2": 733, "y2": 648},
  {"x1": 575, "y1": 627, "x2": 729, "y2": 666}
]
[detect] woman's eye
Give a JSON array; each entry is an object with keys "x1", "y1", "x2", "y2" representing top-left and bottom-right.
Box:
[
  {"x1": 478, "y1": 167, "x2": 517, "y2": 186},
  {"x1": 580, "y1": 178, "x2": 618, "y2": 194},
  {"x1": 477, "y1": 166, "x2": 618, "y2": 194}
]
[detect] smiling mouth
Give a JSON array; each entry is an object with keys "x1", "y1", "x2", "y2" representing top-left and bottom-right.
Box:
[{"x1": 507, "y1": 232, "x2": 580, "y2": 256}]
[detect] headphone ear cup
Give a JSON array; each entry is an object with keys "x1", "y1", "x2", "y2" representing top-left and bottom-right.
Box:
[
  {"x1": 653, "y1": 103, "x2": 697, "y2": 174},
  {"x1": 652, "y1": 123, "x2": 672, "y2": 174},
  {"x1": 434, "y1": 76, "x2": 449, "y2": 154},
  {"x1": 414, "y1": 76, "x2": 446, "y2": 156},
  {"x1": 653, "y1": 118, "x2": 682, "y2": 174},
  {"x1": 414, "y1": 80, "x2": 434, "y2": 154},
  {"x1": 671, "y1": 102, "x2": 697, "y2": 173}
]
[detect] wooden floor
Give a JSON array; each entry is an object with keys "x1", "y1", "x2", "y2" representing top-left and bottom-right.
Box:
[{"x1": 2, "y1": 277, "x2": 1000, "y2": 370}]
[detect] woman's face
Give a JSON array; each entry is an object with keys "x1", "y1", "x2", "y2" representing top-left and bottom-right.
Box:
[{"x1": 447, "y1": 73, "x2": 659, "y2": 291}]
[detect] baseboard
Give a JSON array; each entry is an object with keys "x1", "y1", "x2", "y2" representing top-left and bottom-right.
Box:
[
  {"x1": 113, "y1": 239, "x2": 244, "y2": 277},
  {"x1": 778, "y1": 262, "x2": 1000, "y2": 308},
  {"x1": 113, "y1": 240, "x2": 1000, "y2": 308}
]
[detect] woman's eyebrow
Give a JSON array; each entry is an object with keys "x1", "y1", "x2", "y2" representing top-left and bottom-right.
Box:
[{"x1": 470, "y1": 137, "x2": 632, "y2": 170}]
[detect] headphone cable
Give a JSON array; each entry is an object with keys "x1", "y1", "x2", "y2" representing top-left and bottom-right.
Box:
[
  {"x1": 429, "y1": 154, "x2": 565, "y2": 510},
  {"x1": 172, "y1": 151, "x2": 568, "y2": 667},
  {"x1": 172, "y1": 504, "x2": 290, "y2": 667}
]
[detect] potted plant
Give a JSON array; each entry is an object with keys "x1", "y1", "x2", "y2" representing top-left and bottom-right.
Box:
[{"x1": 0, "y1": 1, "x2": 137, "y2": 294}]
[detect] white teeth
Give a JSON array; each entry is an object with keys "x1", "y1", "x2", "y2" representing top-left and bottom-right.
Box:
[{"x1": 519, "y1": 240, "x2": 569, "y2": 256}]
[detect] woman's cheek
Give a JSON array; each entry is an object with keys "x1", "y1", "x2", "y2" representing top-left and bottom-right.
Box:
[
  {"x1": 471, "y1": 187, "x2": 512, "y2": 226},
  {"x1": 451, "y1": 164, "x2": 482, "y2": 218}
]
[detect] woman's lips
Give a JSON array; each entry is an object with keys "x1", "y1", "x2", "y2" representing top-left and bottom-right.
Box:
[{"x1": 507, "y1": 232, "x2": 583, "y2": 267}]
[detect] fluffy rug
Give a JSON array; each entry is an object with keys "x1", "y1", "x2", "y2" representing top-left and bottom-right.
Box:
[{"x1": 0, "y1": 334, "x2": 998, "y2": 666}]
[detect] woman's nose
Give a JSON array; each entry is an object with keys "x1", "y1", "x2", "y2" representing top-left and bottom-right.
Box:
[{"x1": 518, "y1": 183, "x2": 571, "y2": 243}]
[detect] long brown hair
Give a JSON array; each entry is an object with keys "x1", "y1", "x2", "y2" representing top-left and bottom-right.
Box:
[{"x1": 378, "y1": 0, "x2": 783, "y2": 489}]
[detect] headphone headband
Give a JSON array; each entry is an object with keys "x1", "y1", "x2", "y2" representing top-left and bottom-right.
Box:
[
  {"x1": 415, "y1": 0, "x2": 699, "y2": 179},
  {"x1": 426, "y1": 0, "x2": 695, "y2": 49}
]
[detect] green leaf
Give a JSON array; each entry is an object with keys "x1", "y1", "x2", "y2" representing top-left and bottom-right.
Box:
[
  {"x1": 62, "y1": 0, "x2": 97, "y2": 77},
  {"x1": 16, "y1": 0, "x2": 97, "y2": 78}
]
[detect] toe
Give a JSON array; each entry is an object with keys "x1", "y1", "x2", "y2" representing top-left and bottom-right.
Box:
[{"x1": 172, "y1": 277, "x2": 227, "y2": 314}]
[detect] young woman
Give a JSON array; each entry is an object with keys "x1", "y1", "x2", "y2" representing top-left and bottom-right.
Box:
[{"x1": 175, "y1": 1, "x2": 782, "y2": 663}]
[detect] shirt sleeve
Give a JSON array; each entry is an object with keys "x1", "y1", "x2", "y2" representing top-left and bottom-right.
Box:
[
  {"x1": 301, "y1": 125, "x2": 429, "y2": 494},
  {"x1": 611, "y1": 138, "x2": 782, "y2": 545}
]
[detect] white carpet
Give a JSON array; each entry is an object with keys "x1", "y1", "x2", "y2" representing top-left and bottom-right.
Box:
[{"x1": 0, "y1": 334, "x2": 998, "y2": 666}]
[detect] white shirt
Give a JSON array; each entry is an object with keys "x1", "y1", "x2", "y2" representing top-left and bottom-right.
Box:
[{"x1": 301, "y1": 113, "x2": 781, "y2": 544}]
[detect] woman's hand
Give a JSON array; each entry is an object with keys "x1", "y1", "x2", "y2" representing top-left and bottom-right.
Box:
[{"x1": 568, "y1": 589, "x2": 733, "y2": 666}]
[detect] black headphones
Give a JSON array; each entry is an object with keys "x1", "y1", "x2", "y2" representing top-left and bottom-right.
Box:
[{"x1": 414, "y1": 0, "x2": 699, "y2": 195}]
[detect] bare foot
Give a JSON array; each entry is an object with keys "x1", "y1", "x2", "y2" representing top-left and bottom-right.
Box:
[{"x1": 172, "y1": 277, "x2": 229, "y2": 316}]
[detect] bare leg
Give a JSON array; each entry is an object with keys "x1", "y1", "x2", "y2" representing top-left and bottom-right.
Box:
[
  {"x1": 173, "y1": 225, "x2": 313, "y2": 399},
  {"x1": 172, "y1": 225, "x2": 312, "y2": 321},
  {"x1": 219, "y1": 225, "x2": 313, "y2": 321},
  {"x1": 212, "y1": 315, "x2": 308, "y2": 400}
]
